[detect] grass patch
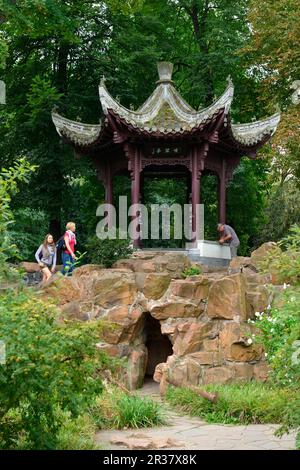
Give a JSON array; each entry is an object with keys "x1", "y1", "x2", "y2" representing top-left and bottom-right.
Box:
[
  {"x1": 55, "y1": 412, "x2": 100, "y2": 450},
  {"x1": 6, "y1": 408, "x2": 100, "y2": 450},
  {"x1": 165, "y1": 382, "x2": 299, "y2": 425},
  {"x1": 89, "y1": 387, "x2": 165, "y2": 429}
]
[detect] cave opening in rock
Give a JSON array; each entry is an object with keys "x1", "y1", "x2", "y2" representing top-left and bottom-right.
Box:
[{"x1": 144, "y1": 313, "x2": 173, "y2": 379}]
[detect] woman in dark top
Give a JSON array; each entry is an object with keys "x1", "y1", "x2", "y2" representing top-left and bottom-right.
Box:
[{"x1": 35, "y1": 234, "x2": 57, "y2": 283}]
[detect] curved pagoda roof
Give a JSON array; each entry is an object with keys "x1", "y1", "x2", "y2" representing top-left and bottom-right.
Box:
[{"x1": 52, "y1": 62, "x2": 280, "y2": 154}]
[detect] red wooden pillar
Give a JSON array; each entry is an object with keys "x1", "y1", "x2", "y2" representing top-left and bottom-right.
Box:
[
  {"x1": 104, "y1": 162, "x2": 114, "y2": 229},
  {"x1": 191, "y1": 143, "x2": 208, "y2": 243},
  {"x1": 219, "y1": 157, "x2": 226, "y2": 224},
  {"x1": 191, "y1": 148, "x2": 200, "y2": 242},
  {"x1": 128, "y1": 146, "x2": 141, "y2": 247},
  {"x1": 105, "y1": 163, "x2": 113, "y2": 205}
]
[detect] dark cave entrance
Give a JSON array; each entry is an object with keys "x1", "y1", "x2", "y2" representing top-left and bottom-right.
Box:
[{"x1": 144, "y1": 313, "x2": 173, "y2": 378}]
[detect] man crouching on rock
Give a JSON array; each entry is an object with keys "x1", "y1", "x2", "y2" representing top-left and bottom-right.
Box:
[{"x1": 217, "y1": 223, "x2": 240, "y2": 258}]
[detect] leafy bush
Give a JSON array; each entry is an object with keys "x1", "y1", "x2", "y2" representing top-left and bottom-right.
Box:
[
  {"x1": 89, "y1": 386, "x2": 165, "y2": 429},
  {"x1": 10, "y1": 409, "x2": 100, "y2": 450},
  {"x1": 0, "y1": 158, "x2": 37, "y2": 281},
  {"x1": 182, "y1": 265, "x2": 202, "y2": 278},
  {"x1": 257, "y1": 182, "x2": 300, "y2": 245},
  {"x1": 0, "y1": 288, "x2": 110, "y2": 449},
  {"x1": 166, "y1": 383, "x2": 299, "y2": 425},
  {"x1": 87, "y1": 233, "x2": 133, "y2": 268},
  {"x1": 252, "y1": 229, "x2": 300, "y2": 446},
  {"x1": 9, "y1": 207, "x2": 50, "y2": 261},
  {"x1": 248, "y1": 290, "x2": 300, "y2": 387},
  {"x1": 276, "y1": 396, "x2": 300, "y2": 450},
  {"x1": 258, "y1": 225, "x2": 300, "y2": 284},
  {"x1": 55, "y1": 412, "x2": 100, "y2": 450}
]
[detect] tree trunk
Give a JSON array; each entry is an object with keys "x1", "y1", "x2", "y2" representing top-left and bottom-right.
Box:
[
  {"x1": 49, "y1": 41, "x2": 70, "y2": 239},
  {"x1": 184, "y1": 0, "x2": 215, "y2": 105}
]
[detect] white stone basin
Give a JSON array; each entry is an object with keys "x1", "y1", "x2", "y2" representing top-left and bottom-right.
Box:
[{"x1": 188, "y1": 240, "x2": 231, "y2": 259}]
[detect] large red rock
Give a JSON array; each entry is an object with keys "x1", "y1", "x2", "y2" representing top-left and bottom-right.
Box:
[
  {"x1": 169, "y1": 276, "x2": 210, "y2": 301},
  {"x1": 250, "y1": 242, "x2": 279, "y2": 267},
  {"x1": 142, "y1": 272, "x2": 171, "y2": 300},
  {"x1": 219, "y1": 322, "x2": 263, "y2": 362},
  {"x1": 92, "y1": 270, "x2": 138, "y2": 308},
  {"x1": 202, "y1": 366, "x2": 234, "y2": 384},
  {"x1": 253, "y1": 362, "x2": 269, "y2": 381},
  {"x1": 41, "y1": 275, "x2": 85, "y2": 305},
  {"x1": 102, "y1": 305, "x2": 144, "y2": 343},
  {"x1": 173, "y1": 321, "x2": 218, "y2": 356},
  {"x1": 150, "y1": 299, "x2": 203, "y2": 320},
  {"x1": 207, "y1": 273, "x2": 247, "y2": 320},
  {"x1": 230, "y1": 363, "x2": 254, "y2": 381},
  {"x1": 127, "y1": 346, "x2": 148, "y2": 390},
  {"x1": 42, "y1": 246, "x2": 275, "y2": 390},
  {"x1": 114, "y1": 252, "x2": 191, "y2": 279},
  {"x1": 188, "y1": 351, "x2": 223, "y2": 366}
]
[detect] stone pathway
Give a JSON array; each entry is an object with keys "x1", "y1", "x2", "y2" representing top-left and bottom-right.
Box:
[{"x1": 95, "y1": 380, "x2": 297, "y2": 450}]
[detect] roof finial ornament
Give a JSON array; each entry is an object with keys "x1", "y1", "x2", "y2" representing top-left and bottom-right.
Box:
[
  {"x1": 157, "y1": 62, "x2": 173, "y2": 84},
  {"x1": 100, "y1": 75, "x2": 106, "y2": 87},
  {"x1": 275, "y1": 103, "x2": 281, "y2": 113},
  {"x1": 291, "y1": 80, "x2": 300, "y2": 105},
  {"x1": 226, "y1": 75, "x2": 233, "y2": 87}
]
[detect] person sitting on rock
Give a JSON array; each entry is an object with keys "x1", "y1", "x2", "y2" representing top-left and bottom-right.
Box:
[
  {"x1": 217, "y1": 223, "x2": 240, "y2": 258},
  {"x1": 35, "y1": 234, "x2": 57, "y2": 283}
]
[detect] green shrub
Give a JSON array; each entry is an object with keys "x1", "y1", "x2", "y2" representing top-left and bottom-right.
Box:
[
  {"x1": 9, "y1": 408, "x2": 100, "y2": 450},
  {"x1": 89, "y1": 387, "x2": 165, "y2": 429},
  {"x1": 254, "y1": 228, "x2": 300, "y2": 446},
  {"x1": 249, "y1": 288, "x2": 300, "y2": 447},
  {"x1": 165, "y1": 383, "x2": 299, "y2": 425},
  {"x1": 9, "y1": 207, "x2": 49, "y2": 262},
  {"x1": 258, "y1": 225, "x2": 300, "y2": 285},
  {"x1": 86, "y1": 233, "x2": 133, "y2": 268},
  {"x1": 0, "y1": 288, "x2": 110, "y2": 449},
  {"x1": 248, "y1": 289, "x2": 300, "y2": 387},
  {"x1": 55, "y1": 411, "x2": 100, "y2": 450},
  {"x1": 0, "y1": 158, "x2": 37, "y2": 282},
  {"x1": 181, "y1": 265, "x2": 202, "y2": 278}
]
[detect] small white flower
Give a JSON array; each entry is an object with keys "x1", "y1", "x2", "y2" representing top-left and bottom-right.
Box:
[
  {"x1": 265, "y1": 353, "x2": 268, "y2": 357},
  {"x1": 255, "y1": 312, "x2": 260, "y2": 317},
  {"x1": 267, "y1": 304, "x2": 271, "y2": 310},
  {"x1": 247, "y1": 338, "x2": 253, "y2": 345},
  {"x1": 283, "y1": 283, "x2": 287, "y2": 289},
  {"x1": 270, "y1": 328, "x2": 274, "y2": 333}
]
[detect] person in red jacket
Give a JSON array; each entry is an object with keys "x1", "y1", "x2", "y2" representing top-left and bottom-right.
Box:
[{"x1": 61, "y1": 222, "x2": 77, "y2": 276}]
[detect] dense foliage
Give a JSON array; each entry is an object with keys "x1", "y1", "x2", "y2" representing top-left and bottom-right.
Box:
[
  {"x1": 0, "y1": 158, "x2": 37, "y2": 280},
  {"x1": 87, "y1": 233, "x2": 133, "y2": 267},
  {"x1": 0, "y1": 289, "x2": 108, "y2": 449},
  {"x1": 251, "y1": 226, "x2": 300, "y2": 446},
  {"x1": 0, "y1": 0, "x2": 298, "y2": 254},
  {"x1": 0, "y1": 162, "x2": 111, "y2": 450}
]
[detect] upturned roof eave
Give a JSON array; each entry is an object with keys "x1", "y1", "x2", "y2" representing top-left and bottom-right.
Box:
[
  {"x1": 225, "y1": 112, "x2": 281, "y2": 149},
  {"x1": 99, "y1": 79, "x2": 234, "y2": 129}
]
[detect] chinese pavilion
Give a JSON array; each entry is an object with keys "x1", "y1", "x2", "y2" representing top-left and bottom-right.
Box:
[{"x1": 52, "y1": 62, "x2": 280, "y2": 245}]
